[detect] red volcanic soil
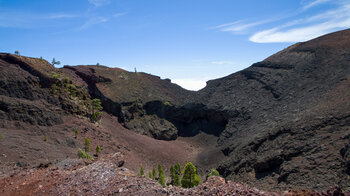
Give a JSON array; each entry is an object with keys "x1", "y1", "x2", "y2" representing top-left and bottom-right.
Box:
[
  {"x1": 0, "y1": 111, "x2": 222, "y2": 178},
  {"x1": 0, "y1": 112, "x2": 225, "y2": 195},
  {"x1": 0, "y1": 113, "x2": 215, "y2": 175},
  {"x1": 0, "y1": 152, "x2": 347, "y2": 196}
]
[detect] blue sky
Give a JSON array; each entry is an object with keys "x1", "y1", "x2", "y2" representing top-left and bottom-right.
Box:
[{"x1": 1, "y1": 0, "x2": 350, "y2": 90}]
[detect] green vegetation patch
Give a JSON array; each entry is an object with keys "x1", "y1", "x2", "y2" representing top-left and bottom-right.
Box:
[
  {"x1": 77, "y1": 148, "x2": 94, "y2": 160},
  {"x1": 207, "y1": 169, "x2": 220, "y2": 179},
  {"x1": 181, "y1": 162, "x2": 200, "y2": 188},
  {"x1": 158, "y1": 164, "x2": 166, "y2": 187},
  {"x1": 85, "y1": 137, "x2": 91, "y2": 152}
]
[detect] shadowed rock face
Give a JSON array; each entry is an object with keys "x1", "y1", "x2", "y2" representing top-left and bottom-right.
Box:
[
  {"x1": 61, "y1": 65, "x2": 230, "y2": 141},
  {"x1": 193, "y1": 29, "x2": 350, "y2": 191},
  {"x1": 143, "y1": 101, "x2": 228, "y2": 137},
  {"x1": 0, "y1": 54, "x2": 63, "y2": 126}
]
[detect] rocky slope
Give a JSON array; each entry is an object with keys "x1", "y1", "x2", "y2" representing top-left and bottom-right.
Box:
[
  {"x1": 0, "y1": 53, "x2": 216, "y2": 181},
  {"x1": 1, "y1": 152, "x2": 347, "y2": 196},
  {"x1": 193, "y1": 29, "x2": 350, "y2": 191}
]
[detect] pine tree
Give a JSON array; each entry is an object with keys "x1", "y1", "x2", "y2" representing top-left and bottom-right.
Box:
[
  {"x1": 173, "y1": 163, "x2": 181, "y2": 186},
  {"x1": 149, "y1": 171, "x2": 153, "y2": 179},
  {"x1": 95, "y1": 145, "x2": 101, "y2": 155},
  {"x1": 139, "y1": 167, "x2": 145, "y2": 176},
  {"x1": 152, "y1": 168, "x2": 157, "y2": 180},
  {"x1": 85, "y1": 137, "x2": 91, "y2": 152},
  {"x1": 170, "y1": 166, "x2": 175, "y2": 184},
  {"x1": 181, "y1": 162, "x2": 200, "y2": 188},
  {"x1": 51, "y1": 58, "x2": 61, "y2": 66},
  {"x1": 170, "y1": 165, "x2": 181, "y2": 186},
  {"x1": 158, "y1": 164, "x2": 166, "y2": 187}
]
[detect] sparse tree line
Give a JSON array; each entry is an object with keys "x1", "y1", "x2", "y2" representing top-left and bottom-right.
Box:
[
  {"x1": 139, "y1": 163, "x2": 220, "y2": 188},
  {"x1": 13, "y1": 51, "x2": 101, "y2": 67},
  {"x1": 73, "y1": 130, "x2": 221, "y2": 189},
  {"x1": 75, "y1": 129, "x2": 102, "y2": 160}
]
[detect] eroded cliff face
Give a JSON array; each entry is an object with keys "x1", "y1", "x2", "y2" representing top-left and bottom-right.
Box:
[{"x1": 60, "y1": 65, "x2": 229, "y2": 141}]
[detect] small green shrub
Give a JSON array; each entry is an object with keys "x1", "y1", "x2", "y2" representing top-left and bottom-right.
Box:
[
  {"x1": 149, "y1": 171, "x2": 153, "y2": 179},
  {"x1": 77, "y1": 148, "x2": 94, "y2": 160},
  {"x1": 51, "y1": 72, "x2": 60, "y2": 79},
  {"x1": 63, "y1": 77, "x2": 70, "y2": 84},
  {"x1": 152, "y1": 168, "x2": 157, "y2": 180},
  {"x1": 67, "y1": 84, "x2": 77, "y2": 97},
  {"x1": 164, "y1": 101, "x2": 171, "y2": 106},
  {"x1": 92, "y1": 111, "x2": 102, "y2": 122},
  {"x1": 85, "y1": 138, "x2": 91, "y2": 152},
  {"x1": 74, "y1": 128, "x2": 79, "y2": 139},
  {"x1": 95, "y1": 145, "x2": 101, "y2": 154},
  {"x1": 139, "y1": 167, "x2": 145, "y2": 176},
  {"x1": 91, "y1": 98, "x2": 103, "y2": 122},
  {"x1": 159, "y1": 171, "x2": 166, "y2": 187},
  {"x1": 0, "y1": 133, "x2": 3, "y2": 139},
  {"x1": 207, "y1": 169, "x2": 220, "y2": 179},
  {"x1": 92, "y1": 98, "x2": 103, "y2": 111},
  {"x1": 170, "y1": 163, "x2": 181, "y2": 186},
  {"x1": 44, "y1": 137, "x2": 48, "y2": 142},
  {"x1": 181, "y1": 162, "x2": 200, "y2": 188}
]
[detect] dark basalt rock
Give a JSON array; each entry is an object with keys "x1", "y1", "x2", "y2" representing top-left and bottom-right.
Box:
[
  {"x1": 341, "y1": 142, "x2": 350, "y2": 175},
  {"x1": 193, "y1": 29, "x2": 350, "y2": 191}
]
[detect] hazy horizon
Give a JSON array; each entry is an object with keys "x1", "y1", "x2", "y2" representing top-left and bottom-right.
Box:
[{"x1": 1, "y1": 0, "x2": 350, "y2": 90}]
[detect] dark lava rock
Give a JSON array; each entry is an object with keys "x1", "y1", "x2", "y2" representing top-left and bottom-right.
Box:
[
  {"x1": 341, "y1": 142, "x2": 350, "y2": 175},
  {"x1": 124, "y1": 114, "x2": 178, "y2": 140},
  {"x1": 194, "y1": 29, "x2": 350, "y2": 191},
  {"x1": 117, "y1": 160, "x2": 125, "y2": 167}
]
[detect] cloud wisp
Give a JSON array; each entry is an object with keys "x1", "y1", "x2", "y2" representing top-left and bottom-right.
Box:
[
  {"x1": 302, "y1": 0, "x2": 332, "y2": 10},
  {"x1": 0, "y1": 11, "x2": 80, "y2": 28},
  {"x1": 249, "y1": 1, "x2": 350, "y2": 43},
  {"x1": 79, "y1": 16, "x2": 108, "y2": 30},
  {"x1": 78, "y1": 12, "x2": 125, "y2": 30},
  {"x1": 213, "y1": 19, "x2": 273, "y2": 34},
  {"x1": 214, "y1": 0, "x2": 350, "y2": 43},
  {"x1": 88, "y1": 0, "x2": 112, "y2": 7}
]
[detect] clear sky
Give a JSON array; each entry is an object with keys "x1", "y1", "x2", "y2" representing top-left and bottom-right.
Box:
[{"x1": 1, "y1": 0, "x2": 350, "y2": 90}]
